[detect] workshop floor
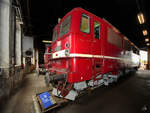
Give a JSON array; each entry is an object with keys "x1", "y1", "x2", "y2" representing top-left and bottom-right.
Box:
[
  {"x1": 1, "y1": 73, "x2": 49, "y2": 113},
  {"x1": 1, "y1": 70, "x2": 150, "y2": 113},
  {"x1": 57, "y1": 70, "x2": 150, "y2": 113}
]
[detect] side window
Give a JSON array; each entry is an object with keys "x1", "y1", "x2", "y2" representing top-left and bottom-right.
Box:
[
  {"x1": 59, "y1": 15, "x2": 71, "y2": 37},
  {"x1": 108, "y1": 28, "x2": 122, "y2": 48},
  {"x1": 52, "y1": 29, "x2": 57, "y2": 42},
  {"x1": 80, "y1": 14, "x2": 90, "y2": 33},
  {"x1": 94, "y1": 21, "x2": 100, "y2": 39}
]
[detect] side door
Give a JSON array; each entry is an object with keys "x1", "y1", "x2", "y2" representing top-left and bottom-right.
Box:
[
  {"x1": 92, "y1": 18, "x2": 103, "y2": 79},
  {"x1": 76, "y1": 13, "x2": 93, "y2": 81}
]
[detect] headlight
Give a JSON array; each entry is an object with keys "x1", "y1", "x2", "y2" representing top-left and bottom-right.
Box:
[
  {"x1": 65, "y1": 42, "x2": 69, "y2": 48},
  {"x1": 65, "y1": 49, "x2": 70, "y2": 56}
]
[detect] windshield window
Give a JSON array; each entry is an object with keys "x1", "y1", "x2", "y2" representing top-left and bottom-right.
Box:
[
  {"x1": 52, "y1": 29, "x2": 57, "y2": 42},
  {"x1": 59, "y1": 15, "x2": 71, "y2": 37},
  {"x1": 80, "y1": 14, "x2": 90, "y2": 33}
]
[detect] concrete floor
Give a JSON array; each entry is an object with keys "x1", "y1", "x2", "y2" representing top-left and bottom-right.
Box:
[
  {"x1": 0, "y1": 73, "x2": 49, "y2": 113},
  {"x1": 1, "y1": 70, "x2": 150, "y2": 113},
  {"x1": 58, "y1": 70, "x2": 150, "y2": 113}
]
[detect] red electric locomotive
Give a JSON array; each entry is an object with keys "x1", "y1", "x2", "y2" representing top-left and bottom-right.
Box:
[{"x1": 45, "y1": 8, "x2": 140, "y2": 100}]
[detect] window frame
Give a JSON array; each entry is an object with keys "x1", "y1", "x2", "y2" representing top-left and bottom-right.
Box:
[
  {"x1": 94, "y1": 20, "x2": 100, "y2": 39},
  {"x1": 80, "y1": 13, "x2": 90, "y2": 34},
  {"x1": 59, "y1": 15, "x2": 71, "y2": 38},
  {"x1": 52, "y1": 29, "x2": 57, "y2": 42}
]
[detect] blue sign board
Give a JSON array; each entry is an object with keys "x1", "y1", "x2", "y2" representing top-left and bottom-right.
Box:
[{"x1": 39, "y1": 91, "x2": 56, "y2": 109}]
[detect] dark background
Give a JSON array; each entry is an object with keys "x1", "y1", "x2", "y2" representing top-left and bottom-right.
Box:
[{"x1": 20, "y1": 0, "x2": 150, "y2": 49}]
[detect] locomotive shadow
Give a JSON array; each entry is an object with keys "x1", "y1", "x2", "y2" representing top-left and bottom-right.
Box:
[{"x1": 49, "y1": 71, "x2": 136, "y2": 113}]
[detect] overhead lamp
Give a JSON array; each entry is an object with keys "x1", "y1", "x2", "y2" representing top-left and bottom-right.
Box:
[
  {"x1": 146, "y1": 43, "x2": 150, "y2": 46},
  {"x1": 137, "y1": 13, "x2": 145, "y2": 24},
  {"x1": 145, "y1": 38, "x2": 149, "y2": 42},
  {"x1": 143, "y1": 29, "x2": 148, "y2": 36},
  {"x1": 42, "y1": 40, "x2": 52, "y2": 43}
]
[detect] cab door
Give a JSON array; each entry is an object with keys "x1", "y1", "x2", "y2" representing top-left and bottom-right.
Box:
[
  {"x1": 92, "y1": 19, "x2": 103, "y2": 79},
  {"x1": 92, "y1": 20, "x2": 101, "y2": 55}
]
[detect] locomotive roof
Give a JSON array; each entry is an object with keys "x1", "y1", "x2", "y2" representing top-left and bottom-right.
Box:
[
  {"x1": 53, "y1": 7, "x2": 139, "y2": 50},
  {"x1": 75, "y1": 8, "x2": 139, "y2": 50},
  {"x1": 102, "y1": 18, "x2": 139, "y2": 50}
]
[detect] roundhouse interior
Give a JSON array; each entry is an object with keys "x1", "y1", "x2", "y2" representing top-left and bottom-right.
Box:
[{"x1": 0, "y1": 0, "x2": 150, "y2": 113}]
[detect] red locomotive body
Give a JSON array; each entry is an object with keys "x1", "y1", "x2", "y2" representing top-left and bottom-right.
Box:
[{"x1": 46, "y1": 8, "x2": 140, "y2": 100}]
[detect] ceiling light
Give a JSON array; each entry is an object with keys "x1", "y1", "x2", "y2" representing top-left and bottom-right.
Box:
[
  {"x1": 146, "y1": 43, "x2": 150, "y2": 46},
  {"x1": 143, "y1": 30, "x2": 148, "y2": 36},
  {"x1": 145, "y1": 38, "x2": 149, "y2": 42},
  {"x1": 137, "y1": 13, "x2": 145, "y2": 24},
  {"x1": 42, "y1": 40, "x2": 52, "y2": 43}
]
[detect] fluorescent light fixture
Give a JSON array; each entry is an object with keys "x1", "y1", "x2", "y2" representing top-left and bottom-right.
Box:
[
  {"x1": 146, "y1": 43, "x2": 150, "y2": 46},
  {"x1": 137, "y1": 13, "x2": 145, "y2": 24},
  {"x1": 42, "y1": 40, "x2": 52, "y2": 43},
  {"x1": 145, "y1": 38, "x2": 149, "y2": 42},
  {"x1": 143, "y1": 30, "x2": 148, "y2": 36}
]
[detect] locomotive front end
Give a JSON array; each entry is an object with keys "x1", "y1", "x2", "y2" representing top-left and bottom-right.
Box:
[
  {"x1": 45, "y1": 12, "x2": 79, "y2": 100},
  {"x1": 46, "y1": 9, "x2": 93, "y2": 100}
]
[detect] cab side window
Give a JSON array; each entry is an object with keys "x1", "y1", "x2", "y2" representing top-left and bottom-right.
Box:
[
  {"x1": 59, "y1": 15, "x2": 71, "y2": 37},
  {"x1": 80, "y1": 14, "x2": 90, "y2": 33},
  {"x1": 52, "y1": 29, "x2": 57, "y2": 42},
  {"x1": 94, "y1": 21, "x2": 100, "y2": 39}
]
